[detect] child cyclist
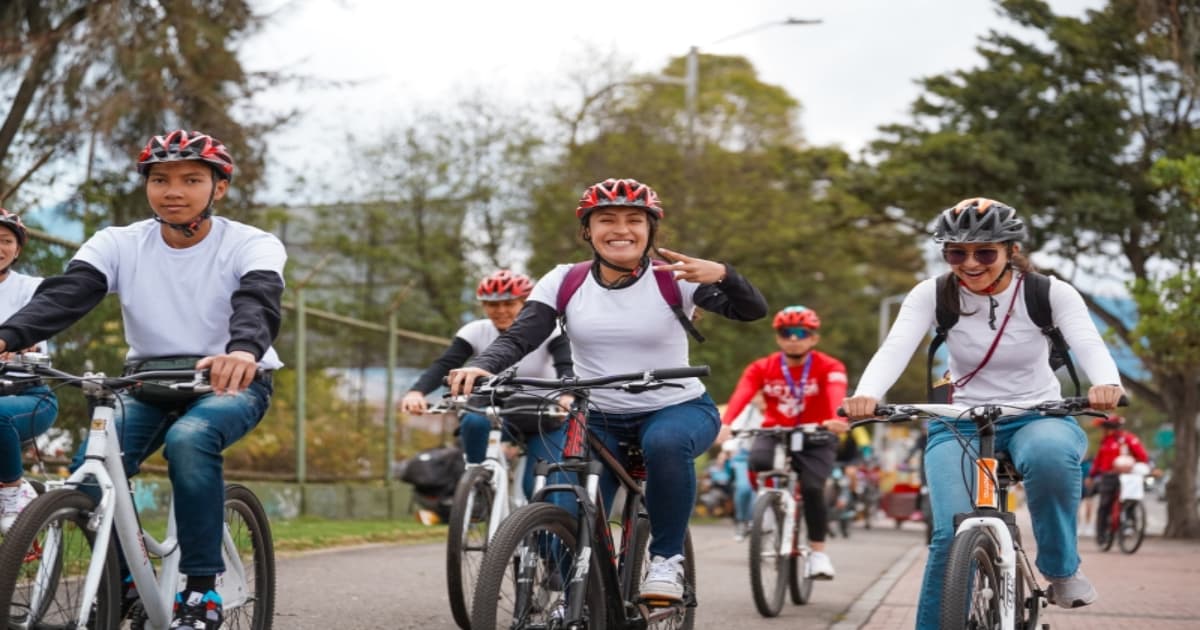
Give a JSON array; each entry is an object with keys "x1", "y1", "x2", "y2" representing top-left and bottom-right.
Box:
[
  {"x1": 0, "y1": 130, "x2": 286, "y2": 630},
  {"x1": 400, "y1": 269, "x2": 573, "y2": 499},
  {"x1": 447, "y1": 177, "x2": 767, "y2": 600},
  {"x1": 842, "y1": 198, "x2": 1123, "y2": 629},
  {"x1": 0, "y1": 207, "x2": 58, "y2": 532}
]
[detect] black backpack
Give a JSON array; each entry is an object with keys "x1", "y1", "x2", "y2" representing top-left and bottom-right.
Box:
[{"x1": 928, "y1": 271, "x2": 1081, "y2": 402}]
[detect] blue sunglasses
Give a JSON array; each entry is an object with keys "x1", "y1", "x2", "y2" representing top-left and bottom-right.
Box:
[{"x1": 776, "y1": 327, "x2": 814, "y2": 340}]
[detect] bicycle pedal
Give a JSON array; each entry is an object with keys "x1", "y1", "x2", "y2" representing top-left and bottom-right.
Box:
[{"x1": 639, "y1": 597, "x2": 676, "y2": 608}]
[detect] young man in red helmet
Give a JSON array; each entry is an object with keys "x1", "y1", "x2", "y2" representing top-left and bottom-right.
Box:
[
  {"x1": 717, "y1": 305, "x2": 849, "y2": 580},
  {"x1": 1089, "y1": 414, "x2": 1149, "y2": 544},
  {"x1": 401, "y1": 269, "x2": 574, "y2": 499},
  {"x1": 448, "y1": 178, "x2": 767, "y2": 604},
  {"x1": 0, "y1": 130, "x2": 285, "y2": 630}
]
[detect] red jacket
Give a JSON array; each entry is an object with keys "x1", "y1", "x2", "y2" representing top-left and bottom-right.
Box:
[
  {"x1": 1090, "y1": 430, "x2": 1149, "y2": 477},
  {"x1": 722, "y1": 350, "x2": 848, "y2": 427}
]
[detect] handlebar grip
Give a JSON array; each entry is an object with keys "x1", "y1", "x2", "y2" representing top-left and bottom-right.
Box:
[{"x1": 650, "y1": 366, "x2": 710, "y2": 380}]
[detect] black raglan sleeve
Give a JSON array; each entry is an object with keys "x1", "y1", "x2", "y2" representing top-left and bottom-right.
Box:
[
  {"x1": 468, "y1": 302, "x2": 558, "y2": 374},
  {"x1": 692, "y1": 263, "x2": 768, "y2": 321},
  {"x1": 226, "y1": 270, "x2": 285, "y2": 360},
  {"x1": 409, "y1": 337, "x2": 476, "y2": 393},
  {"x1": 0, "y1": 261, "x2": 109, "y2": 351}
]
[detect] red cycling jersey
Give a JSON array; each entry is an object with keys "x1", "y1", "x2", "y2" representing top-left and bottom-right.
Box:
[
  {"x1": 1090, "y1": 430, "x2": 1149, "y2": 476},
  {"x1": 722, "y1": 350, "x2": 848, "y2": 427}
]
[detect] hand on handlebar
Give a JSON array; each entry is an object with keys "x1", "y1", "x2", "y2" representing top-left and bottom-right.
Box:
[
  {"x1": 841, "y1": 395, "x2": 880, "y2": 420},
  {"x1": 400, "y1": 390, "x2": 428, "y2": 414},
  {"x1": 196, "y1": 351, "x2": 257, "y2": 395},
  {"x1": 714, "y1": 424, "x2": 734, "y2": 446},
  {"x1": 447, "y1": 366, "x2": 493, "y2": 397},
  {"x1": 822, "y1": 418, "x2": 850, "y2": 434},
  {"x1": 1087, "y1": 384, "x2": 1125, "y2": 411}
]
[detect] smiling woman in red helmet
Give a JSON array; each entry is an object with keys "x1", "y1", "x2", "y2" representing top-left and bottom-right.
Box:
[
  {"x1": 0, "y1": 130, "x2": 285, "y2": 630},
  {"x1": 0, "y1": 207, "x2": 59, "y2": 534},
  {"x1": 842, "y1": 198, "x2": 1125, "y2": 629},
  {"x1": 447, "y1": 177, "x2": 767, "y2": 602}
]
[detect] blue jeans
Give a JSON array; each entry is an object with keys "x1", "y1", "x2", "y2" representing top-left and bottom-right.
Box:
[
  {"x1": 588, "y1": 393, "x2": 720, "y2": 559},
  {"x1": 0, "y1": 386, "x2": 58, "y2": 482},
  {"x1": 731, "y1": 452, "x2": 754, "y2": 523},
  {"x1": 916, "y1": 414, "x2": 1087, "y2": 630},
  {"x1": 71, "y1": 381, "x2": 273, "y2": 576},
  {"x1": 459, "y1": 411, "x2": 568, "y2": 502}
]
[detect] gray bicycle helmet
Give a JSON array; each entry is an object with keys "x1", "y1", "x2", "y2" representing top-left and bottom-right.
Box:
[{"x1": 932, "y1": 197, "x2": 1028, "y2": 243}]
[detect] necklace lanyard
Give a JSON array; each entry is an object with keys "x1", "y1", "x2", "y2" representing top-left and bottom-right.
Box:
[{"x1": 780, "y1": 352, "x2": 813, "y2": 412}]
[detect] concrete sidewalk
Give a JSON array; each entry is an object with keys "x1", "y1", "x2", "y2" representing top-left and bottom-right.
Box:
[{"x1": 858, "y1": 523, "x2": 1200, "y2": 628}]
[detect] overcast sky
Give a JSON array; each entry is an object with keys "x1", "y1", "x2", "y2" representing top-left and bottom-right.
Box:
[{"x1": 246, "y1": 0, "x2": 1105, "y2": 190}]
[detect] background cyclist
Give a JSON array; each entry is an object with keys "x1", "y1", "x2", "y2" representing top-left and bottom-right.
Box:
[
  {"x1": 717, "y1": 305, "x2": 848, "y2": 579},
  {"x1": 0, "y1": 207, "x2": 58, "y2": 532},
  {"x1": 0, "y1": 130, "x2": 286, "y2": 630},
  {"x1": 400, "y1": 269, "x2": 573, "y2": 500},
  {"x1": 842, "y1": 198, "x2": 1123, "y2": 629},
  {"x1": 447, "y1": 177, "x2": 767, "y2": 602},
  {"x1": 1089, "y1": 414, "x2": 1149, "y2": 544}
]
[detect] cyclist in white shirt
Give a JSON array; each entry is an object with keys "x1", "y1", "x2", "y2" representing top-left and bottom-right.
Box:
[
  {"x1": 841, "y1": 198, "x2": 1123, "y2": 630},
  {"x1": 0, "y1": 130, "x2": 286, "y2": 630},
  {"x1": 0, "y1": 207, "x2": 57, "y2": 532},
  {"x1": 447, "y1": 178, "x2": 768, "y2": 601}
]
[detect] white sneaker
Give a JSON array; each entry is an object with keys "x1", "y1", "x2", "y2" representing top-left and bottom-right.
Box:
[
  {"x1": 0, "y1": 480, "x2": 38, "y2": 533},
  {"x1": 639, "y1": 554, "x2": 686, "y2": 601},
  {"x1": 807, "y1": 551, "x2": 836, "y2": 580}
]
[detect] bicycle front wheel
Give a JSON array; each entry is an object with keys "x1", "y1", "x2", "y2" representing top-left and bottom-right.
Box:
[
  {"x1": 470, "y1": 503, "x2": 606, "y2": 629},
  {"x1": 788, "y1": 501, "x2": 813, "y2": 606},
  {"x1": 748, "y1": 492, "x2": 789, "y2": 617},
  {"x1": 939, "y1": 528, "x2": 1001, "y2": 629},
  {"x1": 0, "y1": 489, "x2": 121, "y2": 629},
  {"x1": 447, "y1": 466, "x2": 497, "y2": 629},
  {"x1": 1118, "y1": 500, "x2": 1147, "y2": 554},
  {"x1": 222, "y1": 483, "x2": 276, "y2": 630}
]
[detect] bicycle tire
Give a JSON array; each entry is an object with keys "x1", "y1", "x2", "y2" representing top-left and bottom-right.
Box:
[
  {"x1": 222, "y1": 483, "x2": 276, "y2": 630},
  {"x1": 748, "y1": 492, "x2": 788, "y2": 617},
  {"x1": 788, "y1": 500, "x2": 813, "y2": 606},
  {"x1": 1015, "y1": 552, "x2": 1039, "y2": 630},
  {"x1": 939, "y1": 528, "x2": 1001, "y2": 629},
  {"x1": 0, "y1": 489, "x2": 121, "y2": 629},
  {"x1": 447, "y1": 466, "x2": 496, "y2": 629},
  {"x1": 469, "y1": 503, "x2": 606, "y2": 629},
  {"x1": 1098, "y1": 505, "x2": 1117, "y2": 551},
  {"x1": 630, "y1": 514, "x2": 696, "y2": 629},
  {"x1": 1118, "y1": 500, "x2": 1146, "y2": 554}
]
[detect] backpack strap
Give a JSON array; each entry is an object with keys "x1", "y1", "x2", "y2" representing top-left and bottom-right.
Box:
[
  {"x1": 928, "y1": 273, "x2": 959, "y2": 399},
  {"x1": 555, "y1": 262, "x2": 593, "y2": 331},
  {"x1": 1023, "y1": 272, "x2": 1082, "y2": 397},
  {"x1": 555, "y1": 260, "x2": 705, "y2": 342}
]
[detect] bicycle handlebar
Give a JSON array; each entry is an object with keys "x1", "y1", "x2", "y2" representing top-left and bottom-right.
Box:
[
  {"x1": 0, "y1": 354, "x2": 217, "y2": 394},
  {"x1": 731, "y1": 424, "x2": 831, "y2": 437},
  {"x1": 427, "y1": 393, "x2": 569, "y2": 418},
  {"x1": 838, "y1": 395, "x2": 1129, "y2": 427},
  {"x1": 482, "y1": 365, "x2": 710, "y2": 393}
]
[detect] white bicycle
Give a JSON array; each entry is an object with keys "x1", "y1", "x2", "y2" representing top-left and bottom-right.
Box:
[
  {"x1": 848, "y1": 397, "x2": 1121, "y2": 629},
  {"x1": 0, "y1": 354, "x2": 274, "y2": 630},
  {"x1": 430, "y1": 393, "x2": 565, "y2": 630}
]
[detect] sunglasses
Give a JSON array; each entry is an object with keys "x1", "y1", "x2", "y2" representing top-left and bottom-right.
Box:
[
  {"x1": 776, "y1": 327, "x2": 815, "y2": 340},
  {"x1": 942, "y1": 247, "x2": 1001, "y2": 266}
]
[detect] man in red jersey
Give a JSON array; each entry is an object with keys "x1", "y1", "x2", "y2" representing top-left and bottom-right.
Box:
[
  {"x1": 1089, "y1": 415, "x2": 1149, "y2": 544},
  {"x1": 716, "y1": 305, "x2": 848, "y2": 579}
]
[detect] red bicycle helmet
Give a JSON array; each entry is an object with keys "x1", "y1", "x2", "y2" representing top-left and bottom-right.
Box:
[
  {"x1": 476, "y1": 270, "x2": 534, "y2": 302},
  {"x1": 773, "y1": 305, "x2": 821, "y2": 330},
  {"x1": 136, "y1": 130, "x2": 235, "y2": 181},
  {"x1": 0, "y1": 208, "x2": 27, "y2": 248},
  {"x1": 932, "y1": 197, "x2": 1027, "y2": 243},
  {"x1": 575, "y1": 178, "x2": 664, "y2": 221}
]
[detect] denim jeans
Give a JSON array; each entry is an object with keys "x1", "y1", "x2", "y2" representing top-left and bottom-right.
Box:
[
  {"x1": 588, "y1": 393, "x2": 720, "y2": 559},
  {"x1": 0, "y1": 386, "x2": 58, "y2": 482},
  {"x1": 71, "y1": 381, "x2": 273, "y2": 576},
  {"x1": 459, "y1": 411, "x2": 569, "y2": 504},
  {"x1": 730, "y1": 452, "x2": 754, "y2": 523},
  {"x1": 916, "y1": 414, "x2": 1087, "y2": 630}
]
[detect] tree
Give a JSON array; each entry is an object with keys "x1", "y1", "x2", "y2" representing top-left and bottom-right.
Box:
[{"x1": 867, "y1": 0, "x2": 1200, "y2": 536}]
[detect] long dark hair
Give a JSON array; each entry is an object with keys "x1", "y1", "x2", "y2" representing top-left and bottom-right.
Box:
[{"x1": 940, "y1": 243, "x2": 1035, "y2": 318}]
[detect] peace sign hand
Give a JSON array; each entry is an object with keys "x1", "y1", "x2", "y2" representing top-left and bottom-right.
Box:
[{"x1": 653, "y1": 248, "x2": 727, "y2": 284}]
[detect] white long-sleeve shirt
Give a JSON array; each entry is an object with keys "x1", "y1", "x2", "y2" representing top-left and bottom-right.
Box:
[{"x1": 855, "y1": 273, "x2": 1121, "y2": 406}]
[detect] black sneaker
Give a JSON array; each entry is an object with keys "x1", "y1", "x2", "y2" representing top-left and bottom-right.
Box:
[{"x1": 170, "y1": 589, "x2": 223, "y2": 630}]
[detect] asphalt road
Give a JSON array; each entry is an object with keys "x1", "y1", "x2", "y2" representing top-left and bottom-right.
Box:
[{"x1": 272, "y1": 519, "x2": 927, "y2": 629}]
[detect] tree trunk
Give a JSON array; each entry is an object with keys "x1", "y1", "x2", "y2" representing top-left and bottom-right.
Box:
[{"x1": 1163, "y1": 375, "x2": 1200, "y2": 538}]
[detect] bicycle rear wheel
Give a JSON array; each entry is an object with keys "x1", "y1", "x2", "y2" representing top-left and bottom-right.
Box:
[
  {"x1": 222, "y1": 483, "x2": 276, "y2": 630},
  {"x1": 0, "y1": 489, "x2": 121, "y2": 629},
  {"x1": 630, "y1": 514, "x2": 696, "y2": 629},
  {"x1": 939, "y1": 528, "x2": 1001, "y2": 629},
  {"x1": 748, "y1": 492, "x2": 789, "y2": 617},
  {"x1": 1117, "y1": 500, "x2": 1146, "y2": 554},
  {"x1": 470, "y1": 503, "x2": 606, "y2": 629},
  {"x1": 447, "y1": 466, "x2": 496, "y2": 629},
  {"x1": 788, "y1": 503, "x2": 813, "y2": 605}
]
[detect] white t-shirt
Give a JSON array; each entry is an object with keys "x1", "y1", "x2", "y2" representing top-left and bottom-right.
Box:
[
  {"x1": 73, "y1": 217, "x2": 287, "y2": 368},
  {"x1": 456, "y1": 318, "x2": 560, "y2": 379},
  {"x1": 528, "y1": 264, "x2": 706, "y2": 413},
  {"x1": 855, "y1": 273, "x2": 1121, "y2": 406},
  {"x1": 0, "y1": 271, "x2": 44, "y2": 349}
]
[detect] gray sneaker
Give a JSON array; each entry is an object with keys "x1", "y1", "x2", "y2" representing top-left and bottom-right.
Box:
[{"x1": 1046, "y1": 571, "x2": 1098, "y2": 609}]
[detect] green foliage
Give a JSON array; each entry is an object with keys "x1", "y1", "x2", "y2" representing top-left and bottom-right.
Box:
[{"x1": 1129, "y1": 271, "x2": 1200, "y2": 373}]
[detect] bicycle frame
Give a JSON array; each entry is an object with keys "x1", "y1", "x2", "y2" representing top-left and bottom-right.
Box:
[{"x1": 31, "y1": 380, "x2": 253, "y2": 630}]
